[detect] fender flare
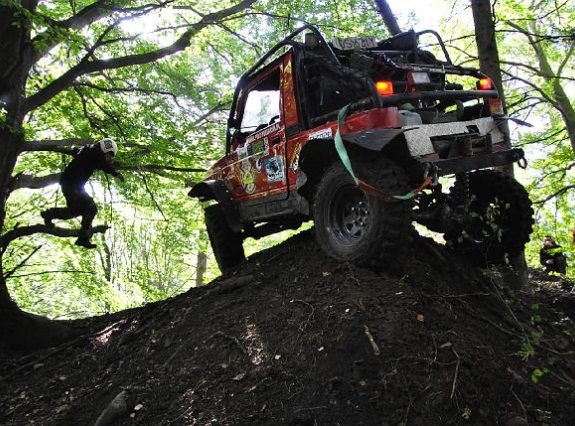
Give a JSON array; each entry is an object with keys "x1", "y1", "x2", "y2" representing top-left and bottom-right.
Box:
[
  {"x1": 188, "y1": 181, "x2": 243, "y2": 233},
  {"x1": 299, "y1": 127, "x2": 405, "y2": 176}
]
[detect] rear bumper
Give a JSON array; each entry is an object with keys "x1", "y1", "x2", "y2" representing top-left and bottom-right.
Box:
[
  {"x1": 425, "y1": 148, "x2": 525, "y2": 176},
  {"x1": 403, "y1": 116, "x2": 506, "y2": 157}
]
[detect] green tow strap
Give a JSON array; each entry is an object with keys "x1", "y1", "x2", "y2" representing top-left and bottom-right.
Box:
[
  {"x1": 334, "y1": 104, "x2": 358, "y2": 184},
  {"x1": 334, "y1": 104, "x2": 430, "y2": 201},
  {"x1": 393, "y1": 191, "x2": 419, "y2": 201}
]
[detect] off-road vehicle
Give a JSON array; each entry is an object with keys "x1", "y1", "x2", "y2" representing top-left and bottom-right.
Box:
[{"x1": 190, "y1": 25, "x2": 533, "y2": 273}]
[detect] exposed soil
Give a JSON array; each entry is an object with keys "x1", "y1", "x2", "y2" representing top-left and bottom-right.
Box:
[{"x1": 1, "y1": 230, "x2": 575, "y2": 425}]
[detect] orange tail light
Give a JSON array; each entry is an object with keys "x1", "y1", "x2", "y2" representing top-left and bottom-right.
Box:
[
  {"x1": 375, "y1": 80, "x2": 394, "y2": 96},
  {"x1": 477, "y1": 77, "x2": 494, "y2": 90}
]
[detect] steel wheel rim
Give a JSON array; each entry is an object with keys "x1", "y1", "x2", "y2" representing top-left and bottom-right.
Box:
[{"x1": 329, "y1": 184, "x2": 369, "y2": 245}]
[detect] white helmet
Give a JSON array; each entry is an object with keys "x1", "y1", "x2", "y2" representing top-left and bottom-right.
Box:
[{"x1": 98, "y1": 138, "x2": 118, "y2": 156}]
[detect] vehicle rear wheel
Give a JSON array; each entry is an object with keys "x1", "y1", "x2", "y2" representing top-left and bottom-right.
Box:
[
  {"x1": 313, "y1": 158, "x2": 412, "y2": 272},
  {"x1": 205, "y1": 204, "x2": 245, "y2": 273},
  {"x1": 445, "y1": 170, "x2": 534, "y2": 266}
]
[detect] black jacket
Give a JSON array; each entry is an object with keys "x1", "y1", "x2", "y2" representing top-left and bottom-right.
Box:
[
  {"x1": 540, "y1": 243, "x2": 563, "y2": 265},
  {"x1": 60, "y1": 145, "x2": 119, "y2": 189},
  {"x1": 540, "y1": 243, "x2": 567, "y2": 274}
]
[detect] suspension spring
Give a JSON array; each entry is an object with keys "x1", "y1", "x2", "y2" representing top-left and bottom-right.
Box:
[{"x1": 452, "y1": 173, "x2": 470, "y2": 221}]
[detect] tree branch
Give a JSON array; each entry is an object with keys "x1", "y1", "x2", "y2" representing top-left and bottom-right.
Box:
[
  {"x1": 557, "y1": 41, "x2": 574, "y2": 76},
  {"x1": 190, "y1": 102, "x2": 229, "y2": 126},
  {"x1": 501, "y1": 59, "x2": 559, "y2": 79},
  {"x1": 23, "y1": 0, "x2": 257, "y2": 113},
  {"x1": 21, "y1": 140, "x2": 89, "y2": 156},
  {"x1": 2, "y1": 246, "x2": 42, "y2": 280},
  {"x1": 514, "y1": 128, "x2": 567, "y2": 148},
  {"x1": 7, "y1": 270, "x2": 96, "y2": 279},
  {"x1": 9, "y1": 173, "x2": 61, "y2": 192},
  {"x1": 122, "y1": 164, "x2": 206, "y2": 173},
  {"x1": 533, "y1": 185, "x2": 575, "y2": 205},
  {"x1": 73, "y1": 81, "x2": 183, "y2": 105},
  {"x1": 9, "y1": 165, "x2": 205, "y2": 192},
  {"x1": 0, "y1": 224, "x2": 109, "y2": 251},
  {"x1": 500, "y1": 69, "x2": 559, "y2": 109},
  {"x1": 138, "y1": 172, "x2": 167, "y2": 221},
  {"x1": 30, "y1": 1, "x2": 175, "y2": 63}
]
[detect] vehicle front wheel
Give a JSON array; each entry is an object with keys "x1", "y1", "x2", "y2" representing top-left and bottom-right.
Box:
[
  {"x1": 313, "y1": 158, "x2": 413, "y2": 272},
  {"x1": 205, "y1": 204, "x2": 245, "y2": 273},
  {"x1": 445, "y1": 170, "x2": 534, "y2": 266}
]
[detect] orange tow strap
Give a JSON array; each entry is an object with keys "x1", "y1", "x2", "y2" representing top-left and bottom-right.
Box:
[{"x1": 358, "y1": 176, "x2": 433, "y2": 202}]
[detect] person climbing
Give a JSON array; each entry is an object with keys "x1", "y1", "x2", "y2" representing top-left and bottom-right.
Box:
[
  {"x1": 539, "y1": 235, "x2": 567, "y2": 274},
  {"x1": 41, "y1": 138, "x2": 125, "y2": 249}
]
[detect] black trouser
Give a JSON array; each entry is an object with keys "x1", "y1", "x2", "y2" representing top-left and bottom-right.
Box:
[
  {"x1": 552, "y1": 255, "x2": 567, "y2": 274},
  {"x1": 44, "y1": 185, "x2": 97, "y2": 235},
  {"x1": 543, "y1": 254, "x2": 567, "y2": 274}
]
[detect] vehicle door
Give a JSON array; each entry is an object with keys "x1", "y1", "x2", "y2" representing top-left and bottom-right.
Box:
[{"x1": 231, "y1": 59, "x2": 289, "y2": 202}]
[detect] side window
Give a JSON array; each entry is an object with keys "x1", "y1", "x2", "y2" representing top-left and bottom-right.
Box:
[
  {"x1": 240, "y1": 90, "x2": 280, "y2": 132},
  {"x1": 240, "y1": 70, "x2": 280, "y2": 133}
]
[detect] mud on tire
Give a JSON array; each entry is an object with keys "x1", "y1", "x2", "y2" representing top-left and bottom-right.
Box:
[
  {"x1": 205, "y1": 204, "x2": 245, "y2": 273},
  {"x1": 313, "y1": 158, "x2": 413, "y2": 272},
  {"x1": 445, "y1": 170, "x2": 534, "y2": 266}
]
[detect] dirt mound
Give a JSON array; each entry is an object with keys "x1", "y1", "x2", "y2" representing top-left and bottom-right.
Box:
[{"x1": 1, "y1": 230, "x2": 575, "y2": 425}]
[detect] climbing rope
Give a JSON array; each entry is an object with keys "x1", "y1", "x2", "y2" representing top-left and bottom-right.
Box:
[{"x1": 334, "y1": 104, "x2": 432, "y2": 202}]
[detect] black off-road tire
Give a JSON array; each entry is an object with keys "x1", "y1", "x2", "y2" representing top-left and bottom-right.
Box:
[
  {"x1": 205, "y1": 204, "x2": 245, "y2": 273},
  {"x1": 445, "y1": 170, "x2": 534, "y2": 266},
  {"x1": 313, "y1": 158, "x2": 413, "y2": 272}
]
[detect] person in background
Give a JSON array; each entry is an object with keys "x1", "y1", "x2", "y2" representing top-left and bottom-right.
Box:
[
  {"x1": 41, "y1": 138, "x2": 124, "y2": 249},
  {"x1": 539, "y1": 235, "x2": 567, "y2": 274}
]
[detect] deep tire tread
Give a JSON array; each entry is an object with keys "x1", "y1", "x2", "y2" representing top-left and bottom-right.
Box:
[
  {"x1": 446, "y1": 170, "x2": 534, "y2": 265},
  {"x1": 205, "y1": 204, "x2": 245, "y2": 273},
  {"x1": 313, "y1": 158, "x2": 412, "y2": 272}
]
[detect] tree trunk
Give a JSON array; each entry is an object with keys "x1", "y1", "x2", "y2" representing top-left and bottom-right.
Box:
[
  {"x1": 0, "y1": 2, "x2": 76, "y2": 350},
  {"x1": 196, "y1": 252, "x2": 207, "y2": 287},
  {"x1": 471, "y1": 0, "x2": 527, "y2": 286},
  {"x1": 525, "y1": 21, "x2": 575, "y2": 153},
  {"x1": 471, "y1": 1, "x2": 504, "y2": 109},
  {"x1": 0, "y1": 285, "x2": 76, "y2": 350},
  {"x1": 374, "y1": 0, "x2": 402, "y2": 35},
  {"x1": 471, "y1": 0, "x2": 513, "y2": 156},
  {"x1": 0, "y1": 132, "x2": 76, "y2": 351},
  {"x1": 0, "y1": 132, "x2": 78, "y2": 349}
]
